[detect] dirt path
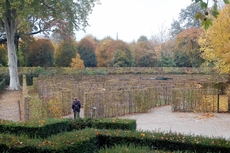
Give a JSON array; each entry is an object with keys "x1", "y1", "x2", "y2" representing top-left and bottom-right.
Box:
[
  {"x1": 118, "y1": 105, "x2": 230, "y2": 140},
  {"x1": 0, "y1": 90, "x2": 22, "y2": 122}
]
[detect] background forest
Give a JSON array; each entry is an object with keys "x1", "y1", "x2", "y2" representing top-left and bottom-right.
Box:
[{"x1": 0, "y1": 2, "x2": 229, "y2": 74}]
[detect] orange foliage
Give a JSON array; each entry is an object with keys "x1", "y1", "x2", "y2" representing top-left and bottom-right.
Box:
[{"x1": 175, "y1": 28, "x2": 203, "y2": 53}]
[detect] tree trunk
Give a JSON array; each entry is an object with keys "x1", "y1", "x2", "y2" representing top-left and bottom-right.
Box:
[{"x1": 4, "y1": 11, "x2": 21, "y2": 90}]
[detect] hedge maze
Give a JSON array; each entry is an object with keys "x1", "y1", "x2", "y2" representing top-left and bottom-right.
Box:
[{"x1": 22, "y1": 73, "x2": 228, "y2": 120}]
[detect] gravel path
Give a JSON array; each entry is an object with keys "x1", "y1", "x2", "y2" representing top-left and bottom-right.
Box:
[
  {"x1": 0, "y1": 90, "x2": 22, "y2": 122},
  {"x1": 118, "y1": 105, "x2": 230, "y2": 140}
]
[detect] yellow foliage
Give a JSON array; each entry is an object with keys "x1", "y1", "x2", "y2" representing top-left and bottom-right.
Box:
[
  {"x1": 70, "y1": 53, "x2": 85, "y2": 68},
  {"x1": 47, "y1": 96, "x2": 62, "y2": 118},
  {"x1": 95, "y1": 39, "x2": 113, "y2": 67},
  {"x1": 199, "y1": 4, "x2": 230, "y2": 73}
]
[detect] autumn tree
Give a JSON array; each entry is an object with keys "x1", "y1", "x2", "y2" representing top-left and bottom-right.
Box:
[
  {"x1": 84, "y1": 35, "x2": 99, "y2": 48},
  {"x1": 160, "y1": 39, "x2": 176, "y2": 67},
  {"x1": 77, "y1": 38, "x2": 97, "y2": 67},
  {"x1": 174, "y1": 28, "x2": 204, "y2": 67},
  {"x1": 0, "y1": 0, "x2": 99, "y2": 90},
  {"x1": 107, "y1": 40, "x2": 133, "y2": 67},
  {"x1": 27, "y1": 39, "x2": 54, "y2": 67},
  {"x1": 71, "y1": 53, "x2": 85, "y2": 68},
  {"x1": 95, "y1": 38, "x2": 113, "y2": 67},
  {"x1": 133, "y1": 41, "x2": 156, "y2": 67},
  {"x1": 55, "y1": 40, "x2": 77, "y2": 67},
  {"x1": 199, "y1": 4, "x2": 230, "y2": 73},
  {"x1": 138, "y1": 51, "x2": 157, "y2": 67}
]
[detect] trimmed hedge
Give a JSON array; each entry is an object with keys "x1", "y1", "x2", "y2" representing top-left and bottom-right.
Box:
[
  {"x1": 92, "y1": 118, "x2": 136, "y2": 131},
  {"x1": 0, "y1": 129, "x2": 98, "y2": 153},
  {"x1": 0, "y1": 117, "x2": 136, "y2": 139},
  {"x1": 0, "y1": 128, "x2": 230, "y2": 153},
  {"x1": 96, "y1": 129, "x2": 230, "y2": 153},
  {"x1": 0, "y1": 118, "x2": 72, "y2": 138}
]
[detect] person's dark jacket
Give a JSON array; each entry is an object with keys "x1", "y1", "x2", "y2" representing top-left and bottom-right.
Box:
[{"x1": 72, "y1": 100, "x2": 81, "y2": 112}]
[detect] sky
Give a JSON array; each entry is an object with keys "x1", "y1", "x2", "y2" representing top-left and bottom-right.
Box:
[{"x1": 75, "y1": 0, "x2": 193, "y2": 42}]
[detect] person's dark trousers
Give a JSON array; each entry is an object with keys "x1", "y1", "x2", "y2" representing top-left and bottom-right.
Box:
[{"x1": 74, "y1": 110, "x2": 80, "y2": 119}]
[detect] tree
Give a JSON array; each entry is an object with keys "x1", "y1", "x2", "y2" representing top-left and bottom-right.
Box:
[
  {"x1": 160, "y1": 39, "x2": 176, "y2": 67},
  {"x1": 95, "y1": 38, "x2": 113, "y2": 67},
  {"x1": 108, "y1": 40, "x2": 133, "y2": 67},
  {"x1": 179, "y1": 3, "x2": 202, "y2": 29},
  {"x1": 70, "y1": 53, "x2": 85, "y2": 68},
  {"x1": 78, "y1": 38, "x2": 97, "y2": 67},
  {"x1": 138, "y1": 51, "x2": 157, "y2": 67},
  {"x1": 170, "y1": 2, "x2": 202, "y2": 38},
  {"x1": 27, "y1": 39, "x2": 54, "y2": 67},
  {"x1": 137, "y1": 35, "x2": 148, "y2": 42},
  {"x1": 133, "y1": 41, "x2": 156, "y2": 67},
  {"x1": 193, "y1": 0, "x2": 230, "y2": 29},
  {"x1": 173, "y1": 50, "x2": 192, "y2": 67},
  {"x1": 51, "y1": 20, "x2": 76, "y2": 44},
  {"x1": 174, "y1": 28, "x2": 204, "y2": 67},
  {"x1": 0, "y1": 0, "x2": 99, "y2": 90},
  {"x1": 55, "y1": 40, "x2": 77, "y2": 67},
  {"x1": 199, "y1": 4, "x2": 230, "y2": 73}
]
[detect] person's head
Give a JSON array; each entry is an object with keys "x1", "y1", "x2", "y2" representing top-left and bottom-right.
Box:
[{"x1": 74, "y1": 97, "x2": 78, "y2": 100}]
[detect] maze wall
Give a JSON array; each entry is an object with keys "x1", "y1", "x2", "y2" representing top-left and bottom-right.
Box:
[{"x1": 27, "y1": 74, "x2": 228, "y2": 119}]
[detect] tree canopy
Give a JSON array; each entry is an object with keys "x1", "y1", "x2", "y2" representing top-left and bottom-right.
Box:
[
  {"x1": 170, "y1": 2, "x2": 202, "y2": 38},
  {"x1": 174, "y1": 28, "x2": 204, "y2": 67},
  {"x1": 0, "y1": 0, "x2": 99, "y2": 90},
  {"x1": 55, "y1": 40, "x2": 77, "y2": 67},
  {"x1": 199, "y1": 4, "x2": 230, "y2": 73},
  {"x1": 78, "y1": 38, "x2": 97, "y2": 67},
  {"x1": 28, "y1": 39, "x2": 54, "y2": 67}
]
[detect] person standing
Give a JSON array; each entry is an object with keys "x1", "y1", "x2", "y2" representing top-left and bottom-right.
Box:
[{"x1": 72, "y1": 97, "x2": 81, "y2": 119}]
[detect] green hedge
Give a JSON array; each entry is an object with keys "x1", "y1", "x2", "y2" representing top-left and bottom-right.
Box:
[
  {"x1": 0, "y1": 128, "x2": 230, "y2": 153},
  {"x1": 0, "y1": 117, "x2": 136, "y2": 139},
  {"x1": 0, "y1": 118, "x2": 72, "y2": 138},
  {"x1": 92, "y1": 118, "x2": 136, "y2": 131},
  {"x1": 96, "y1": 129, "x2": 230, "y2": 152},
  {"x1": 0, "y1": 128, "x2": 98, "y2": 153}
]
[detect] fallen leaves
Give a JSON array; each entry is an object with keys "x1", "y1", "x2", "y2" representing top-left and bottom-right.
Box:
[{"x1": 194, "y1": 113, "x2": 217, "y2": 120}]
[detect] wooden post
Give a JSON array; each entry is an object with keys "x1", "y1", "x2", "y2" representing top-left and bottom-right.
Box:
[{"x1": 18, "y1": 100, "x2": 21, "y2": 121}]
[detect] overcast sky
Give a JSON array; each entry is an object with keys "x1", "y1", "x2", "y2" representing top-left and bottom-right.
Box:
[{"x1": 75, "y1": 0, "x2": 193, "y2": 42}]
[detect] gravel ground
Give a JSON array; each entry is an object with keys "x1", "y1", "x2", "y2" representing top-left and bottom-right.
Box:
[
  {"x1": 118, "y1": 105, "x2": 230, "y2": 140},
  {"x1": 0, "y1": 90, "x2": 22, "y2": 122}
]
